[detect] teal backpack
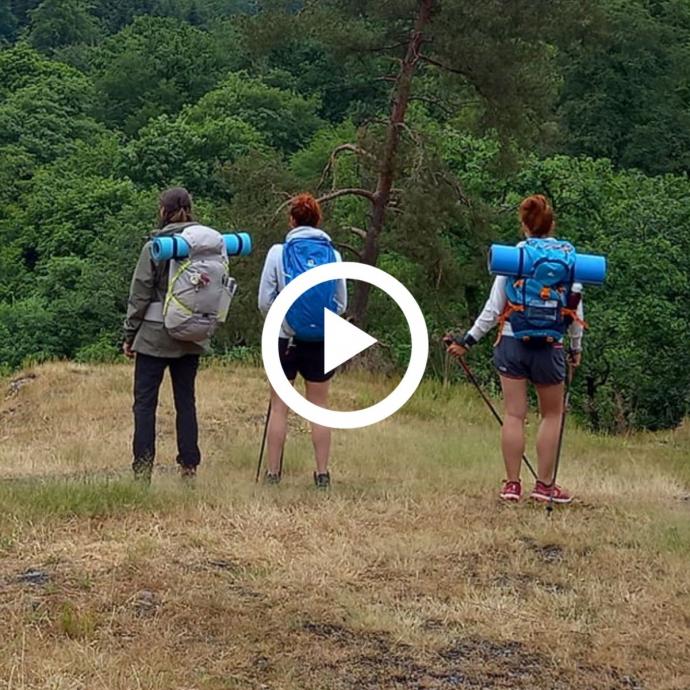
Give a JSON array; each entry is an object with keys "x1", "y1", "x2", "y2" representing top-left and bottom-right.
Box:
[{"x1": 503, "y1": 238, "x2": 578, "y2": 343}]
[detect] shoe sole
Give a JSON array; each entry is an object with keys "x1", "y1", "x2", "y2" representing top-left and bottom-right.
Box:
[
  {"x1": 530, "y1": 493, "x2": 573, "y2": 505},
  {"x1": 499, "y1": 494, "x2": 522, "y2": 502}
]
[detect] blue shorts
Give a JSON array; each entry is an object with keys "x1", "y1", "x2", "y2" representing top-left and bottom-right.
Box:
[{"x1": 494, "y1": 337, "x2": 566, "y2": 386}]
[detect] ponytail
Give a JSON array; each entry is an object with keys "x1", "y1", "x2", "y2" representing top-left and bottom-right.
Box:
[
  {"x1": 159, "y1": 187, "x2": 194, "y2": 228},
  {"x1": 519, "y1": 195, "x2": 554, "y2": 237}
]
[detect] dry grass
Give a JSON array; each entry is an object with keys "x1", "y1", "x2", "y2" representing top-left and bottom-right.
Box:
[{"x1": 0, "y1": 362, "x2": 688, "y2": 690}]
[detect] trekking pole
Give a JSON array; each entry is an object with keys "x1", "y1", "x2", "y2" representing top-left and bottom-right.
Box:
[
  {"x1": 451, "y1": 353, "x2": 539, "y2": 482},
  {"x1": 256, "y1": 401, "x2": 272, "y2": 482},
  {"x1": 547, "y1": 361, "x2": 574, "y2": 515},
  {"x1": 255, "y1": 400, "x2": 286, "y2": 482}
]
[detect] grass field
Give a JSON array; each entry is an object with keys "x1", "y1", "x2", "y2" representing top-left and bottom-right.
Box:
[{"x1": 0, "y1": 362, "x2": 688, "y2": 690}]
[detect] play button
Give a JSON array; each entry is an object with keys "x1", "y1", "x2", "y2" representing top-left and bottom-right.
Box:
[
  {"x1": 323, "y1": 309, "x2": 378, "y2": 374},
  {"x1": 262, "y1": 262, "x2": 429, "y2": 429}
]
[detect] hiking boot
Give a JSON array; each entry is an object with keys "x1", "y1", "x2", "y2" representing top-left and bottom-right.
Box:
[
  {"x1": 180, "y1": 465, "x2": 197, "y2": 482},
  {"x1": 500, "y1": 480, "x2": 522, "y2": 502},
  {"x1": 314, "y1": 472, "x2": 331, "y2": 491},
  {"x1": 531, "y1": 481, "x2": 573, "y2": 504},
  {"x1": 133, "y1": 456, "x2": 153, "y2": 484},
  {"x1": 264, "y1": 473, "x2": 281, "y2": 486}
]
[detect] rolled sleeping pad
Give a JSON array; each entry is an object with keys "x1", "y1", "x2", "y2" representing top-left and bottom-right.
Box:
[
  {"x1": 488, "y1": 244, "x2": 607, "y2": 286},
  {"x1": 152, "y1": 232, "x2": 253, "y2": 263}
]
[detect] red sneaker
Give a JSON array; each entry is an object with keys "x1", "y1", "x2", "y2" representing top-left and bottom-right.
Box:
[
  {"x1": 500, "y1": 481, "x2": 522, "y2": 502},
  {"x1": 530, "y1": 482, "x2": 573, "y2": 504}
]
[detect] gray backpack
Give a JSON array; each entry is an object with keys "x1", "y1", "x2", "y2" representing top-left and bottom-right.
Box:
[{"x1": 149, "y1": 225, "x2": 237, "y2": 343}]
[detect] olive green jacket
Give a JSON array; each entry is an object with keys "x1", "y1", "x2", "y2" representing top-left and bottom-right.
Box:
[{"x1": 123, "y1": 224, "x2": 209, "y2": 359}]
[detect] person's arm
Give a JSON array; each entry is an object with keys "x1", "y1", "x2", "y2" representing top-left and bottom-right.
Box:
[
  {"x1": 334, "y1": 250, "x2": 348, "y2": 315},
  {"x1": 467, "y1": 276, "x2": 508, "y2": 345},
  {"x1": 258, "y1": 246, "x2": 282, "y2": 316},
  {"x1": 447, "y1": 277, "x2": 507, "y2": 357},
  {"x1": 123, "y1": 243, "x2": 156, "y2": 347},
  {"x1": 567, "y1": 295, "x2": 585, "y2": 367}
]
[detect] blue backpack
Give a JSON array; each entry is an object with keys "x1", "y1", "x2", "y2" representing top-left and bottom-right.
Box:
[
  {"x1": 504, "y1": 238, "x2": 577, "y2": 343},
  {"x1": 283, "y1": 237, "x2": 339, "y2": 341}
]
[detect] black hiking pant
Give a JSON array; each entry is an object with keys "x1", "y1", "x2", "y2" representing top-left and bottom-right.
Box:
[{"x1": 132, "y1": 353, "x2": 201, "y2": 472}]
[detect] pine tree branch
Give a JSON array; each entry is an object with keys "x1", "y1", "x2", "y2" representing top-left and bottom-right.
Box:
[
  {"x1": 317, "y1": 188, "x2": 377, "y2": 205},
  {"x1": 273, "y1": 188, "x2": 375, "y2": 221},
  {"x1": 318, "y1": 144, "x2": 373, "y2": 191},
  {"x1": 348, "y1": 226, "x2": 368, "y2": 240},
  {"x1": 333, "y1": 242, "x2": 363, "y2": 259}
]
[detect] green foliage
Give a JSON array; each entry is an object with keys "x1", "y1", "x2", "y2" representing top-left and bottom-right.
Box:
[
  {"x1": 0, "y1": 0, "x2": 17, "y2": 41},
  {"x1": 0, "y1": 45, "x2": 100, "y2": 163},
  {"x1": 195, "y1": 72, "x2": 324, "y2": 153},
  {"x1": 560, "y1": 0, "x2": 690, "y2": 174},
  {"x1": 27, "y1": 0, "x2": 100, "y2": 52},
  {"x1": 91, "y1": 16, "x2": 230, "y2": 134},
  {"x1": 0, "y1": 1, "x2": 687, "y2": 432}
]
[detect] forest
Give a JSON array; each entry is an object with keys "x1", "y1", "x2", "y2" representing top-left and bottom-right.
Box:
[{"x1": 0, "y1": 0, "x2": 689, "y2": 433}]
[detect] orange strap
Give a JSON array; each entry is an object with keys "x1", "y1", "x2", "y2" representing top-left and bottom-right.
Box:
[
  {"x1": 562, "y1": 308, "x2": 588, "y2": 330},
  {"x1": 494, "y1": 302, "x2": 523, "y2": 347}
]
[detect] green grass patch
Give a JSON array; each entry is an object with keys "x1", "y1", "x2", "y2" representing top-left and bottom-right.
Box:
[{"x1": 0, "y1": 476, "x2": 186, "y2": 519}]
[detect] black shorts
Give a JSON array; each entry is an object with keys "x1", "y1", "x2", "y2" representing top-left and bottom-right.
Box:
[
  {"x1": 494, "y1": 337, "x2": 566, "y2": 386},
  {"x1": 279, "y1": 338, "x2": 335, "y2": 383}
]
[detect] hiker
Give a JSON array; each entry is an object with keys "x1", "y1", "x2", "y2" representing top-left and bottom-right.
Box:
[
  {"x1": 123, "y1": 187, "x2": 233, "y2": 482},
  {"x1": 258, "y1": 193, "x2": 347, "y2": 489},
  {"x1": 447, "y1": 195, "x2": 584, "y2": 504}
]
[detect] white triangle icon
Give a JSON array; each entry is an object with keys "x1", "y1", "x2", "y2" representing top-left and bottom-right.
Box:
[{"x1": 323, "y1": 309, "x2": 378, "y2": 374}]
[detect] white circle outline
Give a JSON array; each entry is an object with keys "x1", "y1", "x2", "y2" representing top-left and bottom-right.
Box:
[{"x1": 261, "y1": 262, "x2": 429, "y2": 430}]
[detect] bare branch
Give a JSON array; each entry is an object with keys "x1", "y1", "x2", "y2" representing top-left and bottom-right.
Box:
[
  {"x1": 333, "y1": 242, "x2": 363, "y2": 259},
  {"x1": 317, "y1": 188, "x2": 377, "y2": 205},
  {"x1": 273, "y1": 188, "x2": 376, "y2": 221},
  {"x1": 419, "y1": 54, "x2": 467, "y2": 76},
  {"x1": 348, "y1": 226, "x2": 368, "y2": 240},
  {"x1": 409, "y1": 95, "x2": 480, "y2": 115},
  {"x1": 433, "y1": 171, "x2": 472, "y2": 208},
  {"x1": 318, "y1": 144, "x2": 373, "y2": 192},
  {"x1": 366, "y1": 41, "x2": 408, "y2": 53}
]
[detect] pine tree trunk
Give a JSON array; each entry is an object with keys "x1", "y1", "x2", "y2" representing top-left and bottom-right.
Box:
[{"x1": 351, "y1": 0, "x2": 435, "y2": 327}]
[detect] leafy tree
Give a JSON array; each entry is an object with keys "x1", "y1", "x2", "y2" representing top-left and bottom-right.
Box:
[
  {"x1": 559, "y1": 0, "x2": 690, "y2": 174},
  {"x1": 27, "y1": 0, "x2": 100, "y2": 51},
  {"x1": 7, "y1": 0, "x2": 41, "y2": 28},
  {"x1": 91, "y1": 16, "x2": 228, "y2": 134},
  {"x1": 0, "y1": 45, "x2": 100, "y2": 164},
  {"x1": 0, "y1": 0, "x2": 17, "y2": 41},
  {"x1": 124, "y1": 110, "x2": 265, "y2": 198},
  {"x1": 192, "y1": 72, "x2": 323, "y2": 153}
]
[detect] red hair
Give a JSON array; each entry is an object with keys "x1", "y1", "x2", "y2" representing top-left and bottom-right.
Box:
[
  {"x1": 289, "y1": 193, "x2": 322, "y2": 228},
  {"x1": 519, "y1": 195, "x2": 554, "y2": 237}
]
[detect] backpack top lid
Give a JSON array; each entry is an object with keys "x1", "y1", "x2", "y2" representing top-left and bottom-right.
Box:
[
  {"x1": 522, "y1": 237, "x2": 576, "y2": 286},
  {"x1": 179, "y1": 224, "x2": 226, "y2": 259}
]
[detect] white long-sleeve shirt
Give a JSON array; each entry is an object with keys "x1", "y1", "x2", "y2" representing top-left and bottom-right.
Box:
[
  {"x1": 258, "y1": 227, "x2": 347, "y2": 339},
  {"x1": 468, "y1": 275, "x2": 585, "y2": 351}
]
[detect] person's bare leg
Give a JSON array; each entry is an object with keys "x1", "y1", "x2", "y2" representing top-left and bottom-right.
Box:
[
  {"x1": 266, "y1": 387, "x2": 289, "y2": 476},
  {"x1": 500, "y1": 376, "x2": 529, "y2": 483},
  {"x1": 535, "y1": 383, "x2": 565, "y2": 485},
  {"x1": 305, "y1": 380, "x2": 331, "y2": 475}
]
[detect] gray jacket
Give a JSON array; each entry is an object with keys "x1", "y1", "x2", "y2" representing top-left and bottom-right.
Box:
[
  {"x1": 258, "y1": 227, "x2": 348, "y2": 338},
  {"x1": 124, "y1": 223, "x2": 209, "y2": 358}
]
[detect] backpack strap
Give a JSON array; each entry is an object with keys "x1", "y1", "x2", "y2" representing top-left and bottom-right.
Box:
[
  {"x1": 561, "y1": 307, "x2": 588, "y2": 330},
  {"x1": 494, "y1": 301, "x2": 524, "y2": 347}
]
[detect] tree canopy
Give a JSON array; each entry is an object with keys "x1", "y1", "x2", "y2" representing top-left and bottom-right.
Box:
[{"x1": 0, "y1": 0, "x2": 688, "y2": 432}]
